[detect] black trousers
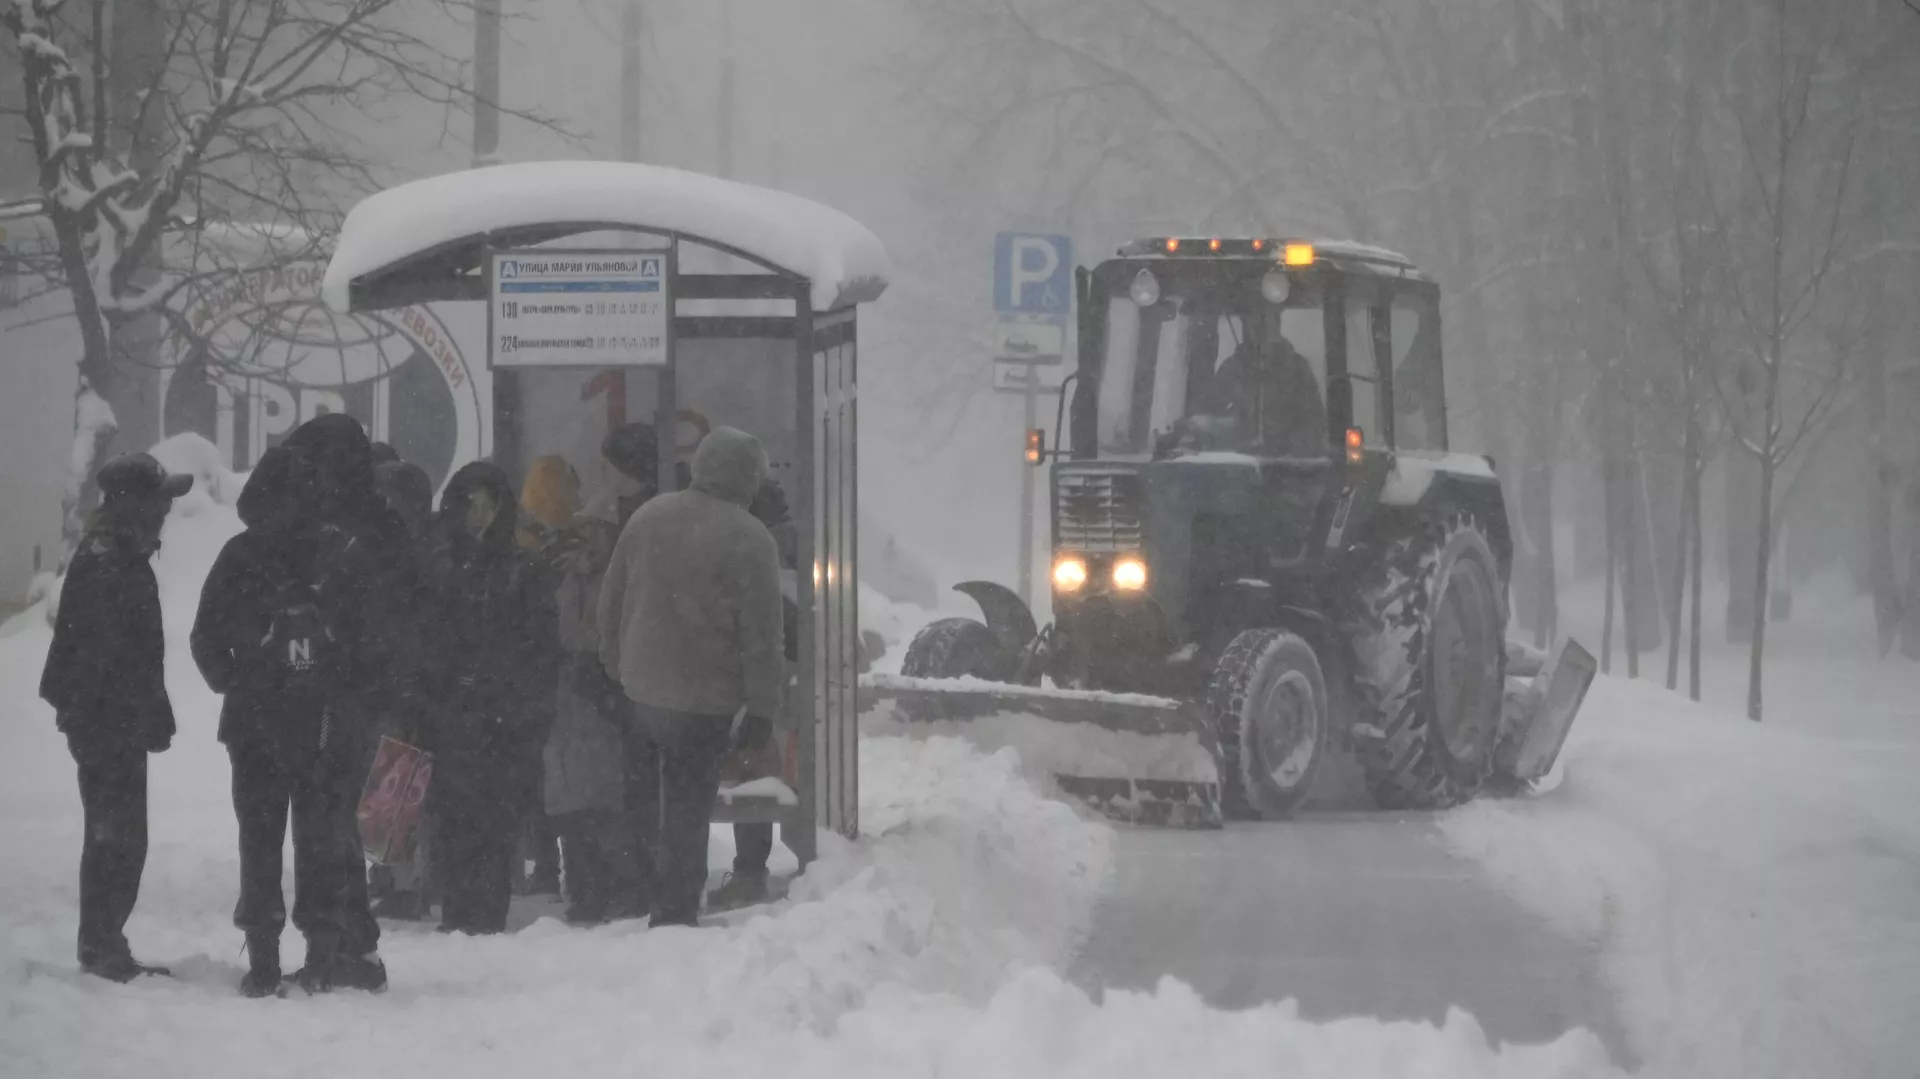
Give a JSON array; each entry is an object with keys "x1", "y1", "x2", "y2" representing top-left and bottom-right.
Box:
[
  {"x1": 729, "y1": 716, "x2": 780, "y2": 875},
  {"x1": 336, "y1": 786, "x2": 381, "y2": 954},
  {"x1": 229, "y1": 740, "x2": 347, "y2": 944},
  {"x1": 70, "y1": 737, "x2": 149, "y2": 965},
  {"x1": 334, "y1": 725, "x2": 382, "y2": 954},
  {"x1": 623, "y1": 708, "x2": 731, "y2": 925},
  {"x1": 734, "y1": 824, "x2": 774, "y2": 875},
  {"x1": 434, "y1": 747, "x2": 515, "y2": 933},
  {"x1": 556, "y1": 811, "x2": 625, "y2": 909}
]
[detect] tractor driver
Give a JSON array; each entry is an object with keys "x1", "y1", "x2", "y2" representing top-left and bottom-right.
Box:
[{"x1": 1202, "y1": 326, "x2": 1327, "y2": 458}]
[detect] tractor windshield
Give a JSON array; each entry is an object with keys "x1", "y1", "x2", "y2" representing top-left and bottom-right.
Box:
[{"x1": 1096, "y1": 272, "x2": 1330, "y2": 459}]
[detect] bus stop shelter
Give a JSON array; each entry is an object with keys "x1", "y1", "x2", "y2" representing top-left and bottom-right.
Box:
[{"x1": 320, "y1": 160, "x2": 890, "y2": 865}]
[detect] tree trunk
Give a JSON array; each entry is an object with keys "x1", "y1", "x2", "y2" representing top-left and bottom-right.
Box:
[
  {"x1": 1532, "y1": 454, "x2": 1559, "y2": 649},
  {"x1": 1666, "y1": 409, "x2": 1698, "y2": 689},
  {"x1": 1621, "y1": 448, "x2": 1642, "y2": 679},
  {"x1": 1601, "y1": 457, "x2": 1618, "y2": 674},
  {"x1": 59, "y1": 378, "x2": 119, "y2": 567},
  {"x1": 1748, "y1": 448, "x2": 1777, "y2": 721},
  {"x1": 1689, "y1": 451, "x2": 1704, "y2": 700}
]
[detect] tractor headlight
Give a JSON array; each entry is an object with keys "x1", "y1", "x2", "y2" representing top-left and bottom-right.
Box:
[
  {"x1": 1052, "y1": 556, "x2": 1089, "y2": 592},
  {"x1": 1112, "y1": 557, "x2": 1149, "y2": 591}
]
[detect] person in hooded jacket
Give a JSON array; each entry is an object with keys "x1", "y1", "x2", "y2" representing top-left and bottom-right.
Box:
[
  {"x1": 598, "y1": 427, "x2": 784, "y2": 928},
  {"x1": 40, "y1": 452, "x2": 193, "y2": 982},
  {"x1": 421, "y1": 462, "x2": 560, "y2": 935},
  {"x1": 193, "y1": 443, "x2": 363, "y2": 996},
  {"x1": 283, "y1": 415, "x2": 417, "y2": 983}
]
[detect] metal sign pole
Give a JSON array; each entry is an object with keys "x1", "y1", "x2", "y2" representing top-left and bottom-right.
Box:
[{"x1": 1019, "y1": 371, "x2": 1037, "y2": 605}]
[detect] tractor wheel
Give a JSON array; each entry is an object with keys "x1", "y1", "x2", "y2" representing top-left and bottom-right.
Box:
[
  {"x1": 901, "y1": 617, "x2": 1011, "y2": 681},
  {"x1": 1206, "y1": 629, "x2": 1329, "y2": 821},
  {"x1": 1345, "y1": 511, "x2": 1508, "y2": 810}
]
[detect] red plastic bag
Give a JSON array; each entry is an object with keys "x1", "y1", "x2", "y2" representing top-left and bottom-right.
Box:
[
  {"x1": 357, "y1": 736, "x2": 434, "y2": 866},
  {"x1": 721, "y1": 730, "x2": 799, "y2": 788}
]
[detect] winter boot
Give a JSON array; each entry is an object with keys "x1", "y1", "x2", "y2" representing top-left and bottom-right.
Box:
[
  {"x1": 239, "y1": 933, "x2": 281, "y2": 998},
  {"x1": 331, "y1": 950, "x2": 388, "y2": 993},
  {"x1": 83, "y1": 952, "x2": 169, "y2": 983},
  {"x1": 286, "y1": 932, "x2": 337, "y2": 994},
  {"x1": 704, "y1": 870, "x2": 770, "y2": 913}
]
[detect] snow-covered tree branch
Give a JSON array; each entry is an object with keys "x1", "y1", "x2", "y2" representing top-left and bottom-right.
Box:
[{"x1": 2, "y1": 0, "x2": 572, "y2": 558}]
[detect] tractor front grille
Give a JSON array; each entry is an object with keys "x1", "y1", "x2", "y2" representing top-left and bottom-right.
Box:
[{"x1": 1055, "y1": 468, "x2": 1145, "y2": 553}]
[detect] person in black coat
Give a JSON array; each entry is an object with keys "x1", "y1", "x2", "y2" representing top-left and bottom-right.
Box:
[
  {"x1": 421, "y1": 462, "x2": 560, "y2": 935},
  {"x1": 193, "y1": 444, "x2": 349, "y2": 996},
  {"x1": 282, "y1": 416, "x2": 418, "y2": 982},
  {"x1": 193, "y1": 416, "x2": 408, "y2": 996},
  {"x1": 39, "y1": 452, "x2": 192, "y2": 982}
]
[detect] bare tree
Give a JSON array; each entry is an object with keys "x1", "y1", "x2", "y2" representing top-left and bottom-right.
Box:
[
  {"x1": 1707, "y1": 0, "x2": 1866, "y2": 720},
  {"x1": 3, "y1": 0, "x2": 561, "y2": 556}
]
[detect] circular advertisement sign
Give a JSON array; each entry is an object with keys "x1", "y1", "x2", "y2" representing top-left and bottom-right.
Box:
[{"x1": 162, "y1": 263, "x2": 482, "y2": 491}]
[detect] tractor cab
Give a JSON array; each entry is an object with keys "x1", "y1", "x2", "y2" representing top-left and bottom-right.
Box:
[
  {"x1": 1070, "y1": 239, "x2": 1448, "y2": 466},
  {"x1": 1044, "y1": 240, "x2": 1459, "y2": 674}
]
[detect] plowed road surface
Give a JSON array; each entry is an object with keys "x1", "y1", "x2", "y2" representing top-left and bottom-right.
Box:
[{"x1": 1070, "y1": 810, "x2": 1636, "y2": 1068}]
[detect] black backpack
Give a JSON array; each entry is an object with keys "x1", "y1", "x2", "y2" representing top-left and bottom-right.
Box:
[
  {"x1": 256, "y1": 528, "x2": 356, "y2": 695},
  {"x1": 258, "y1": 579, "x2": 335, "y2": 695}
]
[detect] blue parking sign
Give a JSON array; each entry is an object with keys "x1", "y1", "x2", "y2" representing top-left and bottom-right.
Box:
[{"x1": 994, "y1": 232, "x2": 1072, "y2": 319}]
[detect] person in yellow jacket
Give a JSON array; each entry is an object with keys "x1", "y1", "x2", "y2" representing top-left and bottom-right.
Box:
[{"x1": 518, "y1": 455, "x2": 580, "y2": 554}]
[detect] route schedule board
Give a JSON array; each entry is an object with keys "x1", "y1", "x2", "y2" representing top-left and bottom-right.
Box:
[{"x1": 489, "y1": 249, "x2": 671, "y2": 367}]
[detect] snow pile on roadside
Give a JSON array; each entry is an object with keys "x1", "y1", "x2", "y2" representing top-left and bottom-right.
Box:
[
  {"x1": 865, "y1": 671, "x2": 1183, "y2": 709},
  {"x1": 866, "y1": 704, "x2": 1217, "y2": 784},
  {"x1": 1439, "y1": 674, "x2": 1920, "y2": 1079}
]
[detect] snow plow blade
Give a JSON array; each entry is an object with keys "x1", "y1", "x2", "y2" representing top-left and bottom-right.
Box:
[
  {"x1": 1493, "y1": 637, "x2": 1599, "y2": 788},
  {"x1": 858, "y1": 673, "x2": 1223, "y2": 828}
]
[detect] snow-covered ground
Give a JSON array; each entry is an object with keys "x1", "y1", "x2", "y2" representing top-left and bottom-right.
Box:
[
  {"x1": 1442, "y1": 579, "x2": 1920, "y2": 1079},
  {"x1": 0, "y1": 455, "x2": 1619, "y2": 1079}
]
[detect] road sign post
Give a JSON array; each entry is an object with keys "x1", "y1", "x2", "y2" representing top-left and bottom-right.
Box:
[{"x1": 994, "y1": 232, "x2": 1071, "y2": 608}]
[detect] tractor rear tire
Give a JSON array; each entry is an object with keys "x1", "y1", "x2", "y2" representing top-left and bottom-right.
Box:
[
  {"x1": 901, "y1": 617, "x2": 1011, "y2": 682},
  {"x1": 1345, "y1": 512, "x2": 1508, "y2": 811},
  {"x1": 1207, "y1": 629, "x2": 1329, "y2": 821}
]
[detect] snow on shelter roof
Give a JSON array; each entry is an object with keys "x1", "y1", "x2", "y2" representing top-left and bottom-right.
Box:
[{"x1": 321, "y1": 161, "x2": 891, "y2": 314}]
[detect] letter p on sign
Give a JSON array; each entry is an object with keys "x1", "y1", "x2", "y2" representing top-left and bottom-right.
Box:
[{"x1": 994, "y1": 232, "x2": 1072, "y2": 317}]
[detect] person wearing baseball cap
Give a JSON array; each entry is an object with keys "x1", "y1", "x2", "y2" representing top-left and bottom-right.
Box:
[{"x1": 39, "y1": 451, "x2": 192, "y2": 982}]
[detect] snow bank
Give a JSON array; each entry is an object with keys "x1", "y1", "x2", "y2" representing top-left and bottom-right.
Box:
[
  {"x1": 1439, "y1": 674, "x2": 1920, "y2": 1079},
  {"x1": 861, "y1": 675, "x2": 1215, "y2": 784},
  {"x1": 322, "y1": 161, "x2": 891, "y2": 314},
  {"x1": 147, "y1": 432, "x2": 249, "y2": 509},
  {"x1": 865, "y1": 703, "x2": 1217, "y2": 786},
  {"x1": 865, "y1": 671, "x2": 1180, "y2": 710}
]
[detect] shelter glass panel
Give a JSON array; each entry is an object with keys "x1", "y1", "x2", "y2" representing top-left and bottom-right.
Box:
[{"x1": 807, "y1": 312, "x2": 859, "y2": 840}]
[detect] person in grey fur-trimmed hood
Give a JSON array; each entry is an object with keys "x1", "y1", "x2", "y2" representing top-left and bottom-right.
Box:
[{"x1": 597, "y1": 426, "x2": 785, "y2": 927}]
